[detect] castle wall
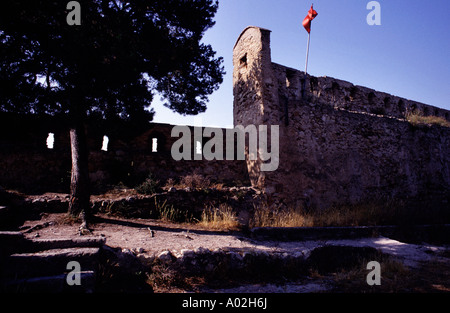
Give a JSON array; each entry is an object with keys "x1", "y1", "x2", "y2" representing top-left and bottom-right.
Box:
[
  {"x1": 233, "y1": 26, "x2": 450, "y2": 209},
  {"x1": 1, "y1": 25, "x2": 449, "y2": 212},
  {"x1": 0, "y1": 114, "x2": 250, "y2": 193}
]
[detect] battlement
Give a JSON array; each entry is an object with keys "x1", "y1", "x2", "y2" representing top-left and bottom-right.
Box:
[
  {"x1": 233, "y1": 26, "x2": 450, "y2": 209},
  {"x1": 234, "y1": 26, "x2": 450, "y2": 126},
  {"x1": 273, "y1": 63, "x2": 450, "y2": 121}
]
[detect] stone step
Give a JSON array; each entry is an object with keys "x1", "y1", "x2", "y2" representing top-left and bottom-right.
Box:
[
  {"x1": 0, "y1": 206, "x2": 8, "y2": 223},
  {"x1": 0, "y1": 231, "x2": 29, "y2": 256},
  {"x1": 2, "y1": 271, "x2": 96, "y2": 293},
  {"x1": 0, "y1": 231, "x2": 25, "y2": 242},
  {"x1": 3, "y1": 247, "x2": 101, "y2": 279},
  {"x1": 30, "y1": 236, "x2": 106, "y2": 252}
]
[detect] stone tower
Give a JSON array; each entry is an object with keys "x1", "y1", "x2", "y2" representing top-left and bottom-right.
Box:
[{"x1": 232, "y1": 27, "x2": 277, "y2": 194}]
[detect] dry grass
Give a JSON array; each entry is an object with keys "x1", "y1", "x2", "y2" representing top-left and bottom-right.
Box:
[
  {"x1": 180, "y1": 173, "x2": 212, "y2": 189},
  {"x1": 331, "y1": 255, "x2": 450, "y2": 293},
  {"x1": 308, "y1": 202, "x2": 400, "y2": 227},
  {"x1": 249, "y1": 201, "x2": 412, "y2": 228},
  {"x1": 406, "y1": 111, "x2": 450, "y2": 128},
  {"x1": 147, "y1": 262, "x2": 194, "y2": 293},
  {"x1": 250, "y1": 205, "x2": 314, "y2": 228},
  {"x1": 55, "y1": 213, "x2": 83, "y2": 225},
  {"x1": 154, "y1": 198, "x2": 194, "y2": 223},
  {"x1": 331, "y1": 257, "x2": 412, "y2": 292},
  {"x1": 164, "y1": 174, "x2": 225, "y2": 190},
  {"x1": 198, "y1": 204, "x2": 240, "y2": 231},
  {"x1": 135, "y1": 174, "x2": 160, "y2": 195}
]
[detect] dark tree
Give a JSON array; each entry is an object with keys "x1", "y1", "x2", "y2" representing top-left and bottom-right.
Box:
[{"x1": 0, "y1": 0, "x2": 224, "y2": 227}]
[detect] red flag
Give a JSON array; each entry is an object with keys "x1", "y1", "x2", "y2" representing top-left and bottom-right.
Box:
[{"x1": 302, "y1": 4, "x2": 318, "y2": 33}]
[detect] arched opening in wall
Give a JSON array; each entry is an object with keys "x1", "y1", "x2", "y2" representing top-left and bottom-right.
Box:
[
  {"x1": 239, "y1": 53, "x2": 247, "y2": 69},
  {"x1": 286, "y1": 69, "x2": 296, "y2": 88},
  {"x1": 46, "y1": 133, "x2": 54, "y2": 149},
  {"x1": 309, "y1": 77, "x2": 318, "y2": 93},
  {"x1": 349, "y1": 86, "x2": 358, "y2": 101},
  {"x1": 331, "y1": 81, "x2": 340, "y2": 104},
  {"x1": 152, "y1": 138, "x2": 158, "y2": 152},
  {"x1": 101, "y1": 135, "x2": 109, "y2": 151}
]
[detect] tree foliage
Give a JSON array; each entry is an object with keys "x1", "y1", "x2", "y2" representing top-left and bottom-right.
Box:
[
  {"x1": 0, "y1": 0, "x2": 224, "y2": 222},
  {"x1": 0, "y1": 0, "x2": 225, "y2": 120}
]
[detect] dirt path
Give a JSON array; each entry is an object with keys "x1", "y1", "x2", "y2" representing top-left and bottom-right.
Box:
[
  {"x1": 21, "y1": 213, "x2": 448, "y2": 265},
  {"x1": 18, "y1": 212, "x2": 450, "y2": 293}
]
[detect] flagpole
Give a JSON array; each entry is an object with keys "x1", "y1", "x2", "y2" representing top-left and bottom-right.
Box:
[{"x1": 304, "y1": 31, "x2": 310, "y2": 75}]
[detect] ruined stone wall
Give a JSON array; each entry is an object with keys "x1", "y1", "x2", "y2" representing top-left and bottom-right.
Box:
[
  {"x1": 233, "y1": 26, "x2": 450, "y2": 209},
  {"x1": 0, "y1": 114, "x2": 250, "y2": 193},
  {"x1": 1, "y1": 26, "x2": 449, "y2": 213}
]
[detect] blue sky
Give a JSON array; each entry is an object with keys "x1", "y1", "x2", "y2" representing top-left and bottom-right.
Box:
[{"x1": 151, "y1": 0, "x2": 450, "y2": 128}]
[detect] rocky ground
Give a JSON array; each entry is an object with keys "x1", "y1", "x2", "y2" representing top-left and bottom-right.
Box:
[
  {"x1": 16, "y1": 211, "x2": 450, "y2": 293},
  {"x1": 1, "y1": 187, "x2": 449, "y2": 293}
]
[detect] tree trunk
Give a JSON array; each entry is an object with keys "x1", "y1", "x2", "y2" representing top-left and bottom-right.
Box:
[{"x1": 68, "y1": 121, "x2": 91, "y2": 227}]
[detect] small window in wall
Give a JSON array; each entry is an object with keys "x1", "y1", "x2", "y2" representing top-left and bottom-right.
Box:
[
  {"x1": 46, "y1": 133, "x2": 54, "y2": 149},
  {"x1": 152, "y1": 138, "x2": 158, "y2": 152},
  {"x1": 101, "y1": 135, "x2": 109, "y2": 151},
  {"x1": 240, "y1": 53, "x2": 247, "y2": 68},
  {"x1": 309, "y1": 76, "x2": 318, "y2": 93},
  {"x1": 196, "y1": 141, "x2": 202, "y2": 155},
  {"x1": 286, "y1": 69, "x2": 296, "y2": 88}
]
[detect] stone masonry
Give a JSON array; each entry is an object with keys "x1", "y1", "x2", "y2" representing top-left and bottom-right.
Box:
[
  {"x1": 0, "y1": 26, "x2": 449, "y2": 212},
  {"x1": 233, "y1": 26, "x2": 450, "y2": 209},
  {"x1": 0, "y1": 115, "x2": 250, "y2": 193}
]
